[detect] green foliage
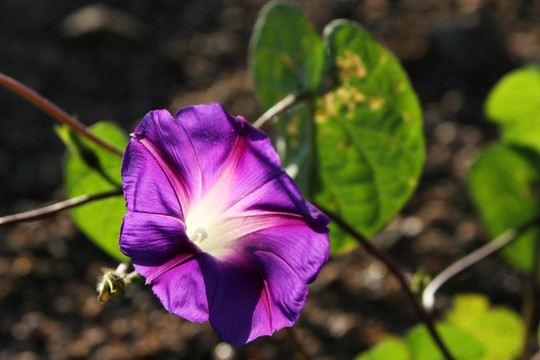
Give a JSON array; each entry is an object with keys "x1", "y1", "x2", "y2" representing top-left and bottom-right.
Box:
[
  {"x1": 275, "y1": 103, "x2": 317, "y2": 194},
  {"x1": 485, "y1": 66, "x2": 540, "y2": 152},
  {"x1": 57, "y1": 122, "x2": 128, "y2": 261},
  {"x1": 250, "y1": 1, "x2": 324, "y2": 109},
  {"x1": 407, "y1": 323, "x2": 484, "y2": 360},
  {"x1": 468, "y1": 144, "x2": 540, "y2": 273},
  {"x1": 250, "y1": 2, "x2": 425, "y2": 254},
  {"x1": 249, "y1": 1, "x2": 325, "y2": 195},
  {"x1": 355, "y1": 337, "x2": 410, "y2": 360},
  {"x1": 315, "y1": 20, "x2": 424, "y2": 252},
  {"x1": 355, "y1": 294, "x2": 523, "y2": 360},
  {"x1": 468, "y1": 65, "x2": 540, "y2": 274},
  {"x1": 445, "y1": 294, "x2": 524, "y2": 360},
  {"x1": 250, "y1": 2, "x2": 324, "y2": 194}
]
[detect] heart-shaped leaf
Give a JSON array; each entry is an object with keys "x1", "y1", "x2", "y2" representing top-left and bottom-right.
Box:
[
  {"x1": 58, "y1": 122, "x2": 128, "y2": 261},
  {"x1": 250, "y1": 1, "x2": 324, "y2": 110},
  {"x1": 314, "y1": 20, "x2": 425, "y2": 252},
  {"x1": 249, "y1": 1, "x2": 325, "y2": 194}
]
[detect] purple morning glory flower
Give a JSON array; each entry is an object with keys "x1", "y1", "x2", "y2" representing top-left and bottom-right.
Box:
[{"x1": 119, "y1": 103, "x2": 329, "y2": 345}]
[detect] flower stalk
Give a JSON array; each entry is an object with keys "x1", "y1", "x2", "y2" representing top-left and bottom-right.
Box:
[{"x1": 253, "y1": 90, "x2": 312, "y2": 129}]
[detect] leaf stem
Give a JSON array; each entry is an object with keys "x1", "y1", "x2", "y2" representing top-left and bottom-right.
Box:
[
  {"x1": 421, "y1": 221, "x2": 536, "y2": 311},
  {"x1": 284, "y1": 327, "x2": 311, "y2": 360},
  {"x1": 0, "y1": 73, "x2": 123, "y2": 158},
  {"x1": 0, "y1": 189, "x2": 123, "y2": 227},
  {"x1": 253, "y1": 91, "x2": 312, "y2": 129},
  {"x1": 317, "y1": 205, "x2": 454, "y2": 360}
]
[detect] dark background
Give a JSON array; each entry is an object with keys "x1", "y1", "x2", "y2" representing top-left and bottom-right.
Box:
[{"x1": 0, "y1": 0, "x2": 539, "y2": 359}]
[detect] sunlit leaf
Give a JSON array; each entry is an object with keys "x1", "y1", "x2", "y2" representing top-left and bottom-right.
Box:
[
  {"x1": 273, "y1": 103, "x2": 317, "y2": 194},
  {"x1": 58, "y1": 122, "x2": 128, "y2": 261},
  {"x1": 467, "y1": 144, "x2": 540, "y2": 274},
  {"x1": 406, "y1": 323, "x2": 484, "y2": 360},
  {"x1": 314, "y1": 20, "x2": 425, "y2": 253},
  {"x1": 250, "y1": 1, "x2": 324, "y2": 110},
  {"x1": 445, "y1": 294, "x2": 524, "y2": 360},
  {"x1": 486, "y1": 65, "x2": 540, "y2": 152},
  {"x1": 249, "y1": 1, "x2": 325, "y2": 194},
  {"x1": 355, "y1": 337, "x2": 411, "y2": 360}
]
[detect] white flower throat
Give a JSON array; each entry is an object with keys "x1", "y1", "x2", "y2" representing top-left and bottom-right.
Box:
[{"x1": 188, "y1": 227, "x2": 208, "y2": 243}]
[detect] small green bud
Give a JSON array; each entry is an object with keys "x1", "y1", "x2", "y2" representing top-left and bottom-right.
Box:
[{"x1": 97, "y1": 268, "x2": 126, "y2": 303}]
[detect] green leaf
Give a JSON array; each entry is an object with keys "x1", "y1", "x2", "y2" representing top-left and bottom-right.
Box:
[
  {"x1": 314, "y1": 20, "x2": 425, "y2": 253},
  {"x1": 445, "y1": 294, "x2": 524, "y2": 360},
  {"x1": 406, "y1": 323, "x2": 484, "y2": 360},
  {"x1": 355, "y1": 337, "x2": 411, "y2": 360},
  {"x1": 250, "y1": 0, "x2": 324, "y2": 109},
  {"x1": 272, "y1": 102, "x2": 316, "y2": 194},
  {"x1": 467, "y1": 144, "x2": 540, "y2": 274},
  {"x1": 249, "y1": 1, "x2": 325, "y2": 194},
  {"x1": 59, "y1": 122, "x2": 128, "y2": 261},
  {"x1": 486, "y1": 66, "x2": 540, "y2": 152}
]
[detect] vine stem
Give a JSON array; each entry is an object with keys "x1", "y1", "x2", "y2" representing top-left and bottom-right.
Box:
[
  {"x1": 0, "y1": 189, "x2": 123, "y2": 227},
  {"x1": 317, "y1": 205, "x2": 454, "y2": 360},
  {"x1": 284, "y1": 327, "x2": 311, "y2": 360},
  {"x1": 0, "y1": 73, "x2": 123, "y2": 158},
  {"x1": 252, "y1": 91, "x2": 312, "y2": 129}
]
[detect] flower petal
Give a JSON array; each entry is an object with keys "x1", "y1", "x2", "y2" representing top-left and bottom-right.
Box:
[
  {"x1": 239, "y1": 216, "x2": 329, "y2": 284},
  {"x1": 226, "y1": 173, "x2": 328, "y2": 224},
  {"x1": 142, "y1": 253, "x2": 219, "y2": 323},
  {"x1": 132, "y1": 105, "x2": 241, "y2": 210},
  {"x1": 188, "y1": 118, "x2": 283, "y2": 221},
  {"x1": 122, "y1": 137, "x2": 182, "y2": 217},
  {"x1": 208, "y1": 252, "x2": 308, "y2": 345},
  {"x1": 207, "y1": 256, "x2": 270, "y2": 345},
  {"x1": 192, "y1": 174, "x2": 329, "y2": 275},
  {"x1": 120, "y1": 212, "x2": 194, "y2": 267},
  {"x1": 247, "y1": 250, "x2": 309, "y2": 329},
  {"x1": 227, "y1": 174, "x2": 329, "y2": 284}
]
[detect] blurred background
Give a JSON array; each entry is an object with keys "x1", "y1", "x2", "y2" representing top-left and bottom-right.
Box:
[{"x1": 0, "y1": 0, "x2": 539, "y2": 359}]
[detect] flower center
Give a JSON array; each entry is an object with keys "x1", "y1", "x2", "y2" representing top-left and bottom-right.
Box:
[
  {"x1": 185, "y1": 207, "x2": 232, "y2": 258},
  {"x1": 188, "y1": 227, "x2": 208, "y2": 244}
]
